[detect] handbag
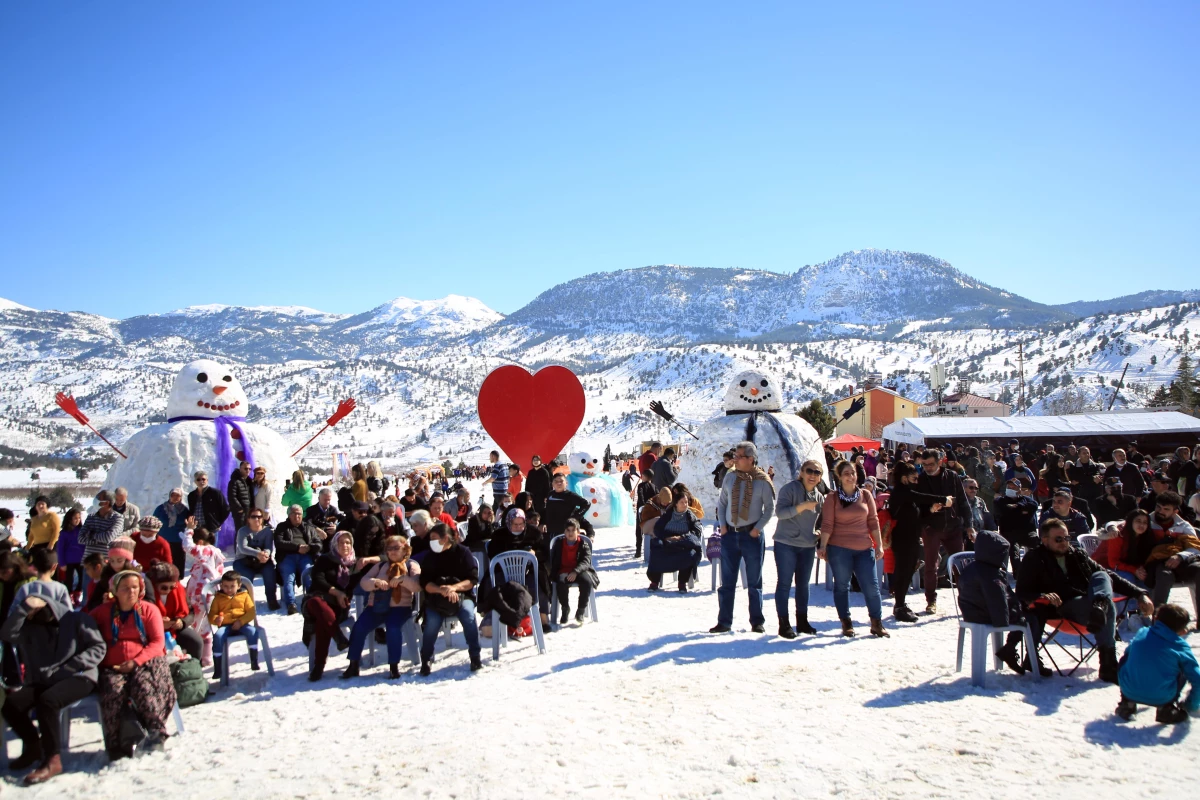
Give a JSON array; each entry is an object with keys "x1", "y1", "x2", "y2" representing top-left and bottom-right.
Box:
[{"x1": 424, "y1": 588, "x2": 461, "y2": 616}]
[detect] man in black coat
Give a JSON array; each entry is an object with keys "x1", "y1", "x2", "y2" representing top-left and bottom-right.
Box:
[
  {"x1": 418, "y1": 524, "x2": 481, "y2": 674},
  {"x1": 1093, "y1": 476, "x2": 1139, "y2": 528},
  {"x1": 1016, "y1": 518, "x2": 1153, "y2": 682},
  {"x1": 524, "y1": 455, "x2": 553, "y2": 515},
  {"x1": 916, "y1": 449, "x2": 973, "y2": 614},
  {"x1": 1068, "y1": 446, "x2": 1105, "y2": 505},
  {"x1": 957, "y1": 529, "x2": 1037, "y2": 675},
  {"x1": 1105, "y1": 448, "x2": 1146, "y2": 498},
  {"x1": 187, "y1": 471, "x2": 229, "y2": 533},
  {"x1": 993, "y1": 475, "x2": 1040, "y2": 567},
  {"x1": 226, "y1": 461, "x2": 253, "y2": 531}
]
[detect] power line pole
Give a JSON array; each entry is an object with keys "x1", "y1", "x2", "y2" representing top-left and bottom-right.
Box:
[{"x1": 1017, "y1": 341, "x2": 1026, "y2": 416}]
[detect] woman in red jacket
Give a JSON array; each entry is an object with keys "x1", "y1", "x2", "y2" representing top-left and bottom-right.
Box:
[
  {"x1": 89, "y1": 571, "x2": 178, "y2": 760},
  {"x1": 1095, "y1": 509, "x2": 1152, "y2": 591},
  {"x1": 144, "y1": 561, "x2": 203, "y2": 661}
]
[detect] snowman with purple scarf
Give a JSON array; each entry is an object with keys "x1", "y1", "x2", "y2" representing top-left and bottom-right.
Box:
[{"x1": 100, "y1": 358, "x2": 300, "y2": 549}]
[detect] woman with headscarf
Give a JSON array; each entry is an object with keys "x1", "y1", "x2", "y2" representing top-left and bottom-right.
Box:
[
  {"x1": 89, "y1": 571, "x2": 177, "y2": 760},
  {"x1": 304, "y1": 530, "x2": 358, "y2": 681},
  {"x1": 341, "y1": 534, "x2": 421, "y2": 680},
  {"x1": 488, "y1": 508, "x2": 552, "y2": 632}
]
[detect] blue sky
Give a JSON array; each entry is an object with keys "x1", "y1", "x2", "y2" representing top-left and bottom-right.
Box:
[{"x1": 1, "y1": 2, "x2": 1196, "y2": 318}]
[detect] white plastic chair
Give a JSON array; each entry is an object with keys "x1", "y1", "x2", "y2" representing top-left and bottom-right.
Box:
[
  {"x1": 946, "y1": 551, "x2": 1040, "y2": 688},
  {"x1": 362, "y1": 592, "x2": 421, "y2": 668},
  {"x1": 547, "y1": 534, "x2": 599, "y2": 631},
  {"x1": 457, "y1": 521, "x2": 470, "y2": 539},
  {"x1": 1077, "y1": 533, "x2": 1100, "y2": 557},
  {"x1": 2, "y1": 692, "x2": 186, "y2": 754},
  {"x1": 208, "y1": 576, "x2": 276, "y2": 687},
  {"x1": 489, "y1": 551, "x2": 547, "y2": 660}
]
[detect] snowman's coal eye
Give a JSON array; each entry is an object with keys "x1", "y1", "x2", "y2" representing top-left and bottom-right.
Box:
[
  {"x1": 760, "y1": 379, "x2": 768, "y2": 387},
  {"x1": 222, "y1": 375, "x2": 232, "y2": 382},
  {"x1": 739, "y1": 380, "x2": 747, "y2": 387},
  {"x1": 196, "y1": 373, "x2": 208, "y2": 383}
]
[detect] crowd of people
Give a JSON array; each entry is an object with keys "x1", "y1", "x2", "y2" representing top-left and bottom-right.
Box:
[{"x1": 2, "y1": 437, "x2": 1199, "y2": 784}]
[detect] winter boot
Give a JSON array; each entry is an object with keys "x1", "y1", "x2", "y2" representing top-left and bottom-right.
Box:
[
  {"x1": 419, "y1": 660, "x2": 431, "y2": 677},
  {"x1": 893, "y1": 604, "x2": 918, "y2": 623},
  {"x1": 249, "y1": 648, "x2": 260, "y2": 671},
  {"x1": 211, "y1": 655, "x2": 223, "y2": 681},
  {"x1": 1021, "y1": 650, "x2": 1054, "y2": 678},
  {"x1": 23, "y1": 754, "x2": 63, "y2": 785},
  {"x1": 841, "y1": 618, "x2": 855, "y2": 637},
  {"x1": 1098, "y1": 646, "x2": 1119, "y2": 684},
  {"x1": 778, "y1": 619, "x2": 797, "y2": 640},
  {"x1": 308, "y1": 663, "x2": 324, "y2": 682},
  {"x1": 1156, "y1": 701, "x2": 1188, "y2": 724},
  {"x1": 333, "y1": 628, "x2": 350, "y2": 651},
  {"x1": 340, "y1": 661, "x2": 360, "y2": 680},
  {"x1": 869, "y1": 617, "x2": 891, "y2": 638},
  {"x1": 795, "y1": 617, "x2": 817, "y2": 635},
  {"x1": 996, "y1": 633, "x2": 1026, "y2": 674},
  {"x1": 389, "y1": 664, "x2": 401, "y2": 679},
  {"x1": 924, "y1": 600, "x2": 938, "y2": 615},
  {"x1": 1115, "y1": 695, "x2": 1138, "y2": 720}
]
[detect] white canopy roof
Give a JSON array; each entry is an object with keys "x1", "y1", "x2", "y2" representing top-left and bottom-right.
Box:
[{"x1": 881, "y1": 412, "x2": 1200, "y2": 445}]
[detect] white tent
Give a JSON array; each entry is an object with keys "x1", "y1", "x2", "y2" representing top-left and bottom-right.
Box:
[{"x1": 882, "y1": 411, "x2": 1200, "y2": 447}]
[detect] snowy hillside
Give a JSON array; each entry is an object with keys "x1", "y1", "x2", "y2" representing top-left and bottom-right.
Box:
[{"x1": 0, "y1": 258, "x2": 1197, "y2": 470}]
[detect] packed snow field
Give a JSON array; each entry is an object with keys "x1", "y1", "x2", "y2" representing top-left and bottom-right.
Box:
[{"x1": 6, "y1": 523, "x2": 1199, "y2": 798}]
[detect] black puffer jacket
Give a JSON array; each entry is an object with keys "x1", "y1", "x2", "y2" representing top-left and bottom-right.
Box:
[
  {"x1": 958, "y1": 530, "x2": 1022, "y2": 626},
  {"x1": 479, "y1": 580, "x2": 533, "y2": 628}
]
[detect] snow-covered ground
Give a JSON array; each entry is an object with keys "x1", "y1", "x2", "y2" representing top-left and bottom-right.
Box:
[{"x1": 5, "y1": 521, "x2": 1200, "y2": 798}]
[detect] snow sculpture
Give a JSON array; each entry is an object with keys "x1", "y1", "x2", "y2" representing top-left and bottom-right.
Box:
[
  {"x1": 566, "y1": 450, "x2": 633, "y2": 528},
  {"x1": 676, "y1": 369, "x2": 827, "y2": 520},
  {"x1": 101, "y1": 358, "x2": 300, "y2": 547}
]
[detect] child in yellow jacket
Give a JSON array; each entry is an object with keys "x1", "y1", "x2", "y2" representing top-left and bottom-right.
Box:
[{"x1": 208, "y1": 571, "x2": 260, "y2": 679}]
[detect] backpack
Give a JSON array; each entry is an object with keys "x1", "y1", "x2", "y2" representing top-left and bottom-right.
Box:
[
  {"x1": 336, "y1": 486, "x2": 354, "y2": 513},
  {"x1": 171, "y1": 658, "x2": 209, "y2": 708}
]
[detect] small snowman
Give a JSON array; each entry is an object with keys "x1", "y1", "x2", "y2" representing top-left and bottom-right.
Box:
[
  {"x1": 99, "y1": 358, "x2": 301, "y2": 547},
  {"x1": 676, "y1": 369, "x2": 827, "y2": 519},
  {"x1": 566, "y1": 450, "x2": 634, "y2": 528}
]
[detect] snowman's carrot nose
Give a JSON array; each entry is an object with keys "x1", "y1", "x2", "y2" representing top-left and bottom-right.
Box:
[
  {"x1": 213, "y1": 386, "x2": 228, "y2": 395},
  {"x1": 750, "y1": 387, "x2": 759, "y2": 396}
]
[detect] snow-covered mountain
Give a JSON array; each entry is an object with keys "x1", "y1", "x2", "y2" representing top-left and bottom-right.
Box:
[{"x1": 0, "y1": 250, "x2": 1196, "y2": 469}]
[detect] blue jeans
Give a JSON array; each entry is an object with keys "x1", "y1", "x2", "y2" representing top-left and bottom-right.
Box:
[
  {"x1": 1115, "y1": 569, "x2": 1149, "y2": 592},
  {"x1": 348, "y1": 603, "x2": 412, "y2": 666},
  {"x1": 233, "y1": 558, "x2": 279, "y2": 605},
  {"x1": 827, "y1": 544, "x2": 883, "y2": 622},
  {"x1": 277, "y1": 553, "x2": 313, "y2": 608},
  {"x1": 420, "y1": 598, "x2": 481, "y2": 664},
  {"x1": 717, "y1": 527, "x2": 766, "y2": 627},
  {"x1": 213, "y1": 622, "x2": 259, "y2": 658},
  {"x1": 773, "y1": 542, "x2": 817, "y2": 622},
  {"x1": 1036, "y1": 570, "x2": 1118, "y2": 648}
]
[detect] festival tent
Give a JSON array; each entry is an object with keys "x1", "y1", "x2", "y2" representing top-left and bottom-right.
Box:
[
  {"x1": 881, "y1": 411, "x2": 1200, "y2": 456},
  {"x1": 826, "y1": 433, "x2": 882, "y2": 452}
]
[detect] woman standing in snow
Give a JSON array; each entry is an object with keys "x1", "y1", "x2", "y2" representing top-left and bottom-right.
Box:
[{"x1": 819, "y1": 461, "x2": 888, "y2": 638}]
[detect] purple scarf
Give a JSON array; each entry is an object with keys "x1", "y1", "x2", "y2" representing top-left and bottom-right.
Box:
[{"x1": 167, "y1": 414, "x2": 257, "y2": 549}]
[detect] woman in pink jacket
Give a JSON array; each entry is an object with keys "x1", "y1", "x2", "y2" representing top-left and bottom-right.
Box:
[
  {"x1": 341, "y1": 534, "x2": 422, "y2": 680},
  {"x1": 818, "y1": 461, "x2": 889, "y2": 639}
]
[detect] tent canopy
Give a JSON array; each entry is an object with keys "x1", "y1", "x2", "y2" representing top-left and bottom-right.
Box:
[
  {"x1": 881, "y1": 412, "x2": 1200, "y2": 456},
  {"x1": 826, "y1": 433, "x2": 882, "y2": 452}
]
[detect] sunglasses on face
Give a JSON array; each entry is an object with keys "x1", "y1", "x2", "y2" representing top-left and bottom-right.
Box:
[
  {"x1": 802, "y1": 468, "x2": 822, "y2": 476},
  {"x1": 249, "y1": 515, "x2": 264, "y2": 520}
]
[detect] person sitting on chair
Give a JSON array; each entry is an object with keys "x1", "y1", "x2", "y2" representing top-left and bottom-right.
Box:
[
  {"x1": 463, "y1": 504, "x2": 497, "y2": 552},
  {"x1": 233, "y1": 509, "x2": 279, "y2": 611},
  {"x1": 342, "y1": 534, "x2": 421, "y2": 681},
  {"x1": 89, "y1": 571, "x2": 177, "y2": 760},
  {"x1": 648, "y1": 485, "x2": 703, "y2": 594},
  {"x1": 1016, "y1": 518, "x2": 1153, "y2": 682},
  {"x1": 957, "y1": 529, "x2": 1039, "y2": 676},
  {"x1": 0, "y1": 581, "x2": 106, "y2": 784},
  {"x1": 208, "y1": 570, "x2": 261, "y2": 680},
  {"x1": 144, "y1": 561, "x2": 202, "y2": 662},
  {"x1": 1117, "y1": 602, "x2": 1200, "y2": 724},
  {"x1": 552, "y1": 519, "x2": 600, "y2": 626},
  {"x1": 303, "y1": 531, "x2": 357, "y2": 682},
  {"x1": 1038, "y1": 490, "x2": 1092, "y2": 541},
  {"x1": 418, "y1": 523, "x2": 482, "y2": 676},
  {"x1": 1143, "y1": 491, "x2": 1200, "y2": 609}
]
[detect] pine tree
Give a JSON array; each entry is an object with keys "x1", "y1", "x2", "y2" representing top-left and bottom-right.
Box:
[
  {"x1": 797, "y1": 399, "x2": 836, "y2": 440},
  {"x1": 1168, "y1": 352, "x2": 1195, "y2": 409}
]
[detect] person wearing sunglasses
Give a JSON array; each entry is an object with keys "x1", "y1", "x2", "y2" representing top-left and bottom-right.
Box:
[
  {"x1": 772, "y1": 459, "x2": 825, "y2": 638},
  {"x1": 233, "y1": 509, "x2": 280, "y2": 611},
  {"x1": 1016, "y1": 518, "x2": 1153, "y2": 681}
]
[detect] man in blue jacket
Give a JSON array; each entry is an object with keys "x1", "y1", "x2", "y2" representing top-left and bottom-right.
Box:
[{"x1": 1117, "y1": 603, "x2": 1200, "y2": 724}]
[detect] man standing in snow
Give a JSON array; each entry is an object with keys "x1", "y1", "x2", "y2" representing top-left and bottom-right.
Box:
[
  {"x1": 711, "y1": 442, "x2": 775, "y2": 634},
  {"x1": 917, "y1": 449, "x2": 973, "y2": 615},
  {"x1": 481, "y1": 450, "x2": 510, "y2": 509},
  {"x1": 110, "y1": 487, "x2": 141, "y2": 537},
  {"x1": 651, "y1": 447, "x2": 679, "y2": 492},
  {"x1": 638, "y1": 442, "x2": 661, "y2": 477}
]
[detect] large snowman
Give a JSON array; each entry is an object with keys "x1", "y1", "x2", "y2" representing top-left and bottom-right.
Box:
[
  {"x1": 101, "y1": 358, "x2": 300, "y2": 547},
  {"x1": 566, "y1": 451, "x2": 634, "y2": 528},
  {"x1": 676, "y1": 369, "x2": 827, "y2": 520}
]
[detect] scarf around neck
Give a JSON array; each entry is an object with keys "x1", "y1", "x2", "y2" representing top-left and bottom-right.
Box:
[
  {"x1": 730, "y1": 467, "x2": 773, "y2": 523},
  {"x1": 837, "y1": 484, "x2": 862, "y2": 508}
]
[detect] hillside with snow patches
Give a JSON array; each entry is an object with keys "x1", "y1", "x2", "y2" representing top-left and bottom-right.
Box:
[{"x1": 0, "y1": 249, "x2": 1197, "y2": 469}]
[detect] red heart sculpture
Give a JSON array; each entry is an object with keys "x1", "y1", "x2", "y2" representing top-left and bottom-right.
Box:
[{"x1": 478, "y1": 366, "x2": 585, "y2": 474}]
